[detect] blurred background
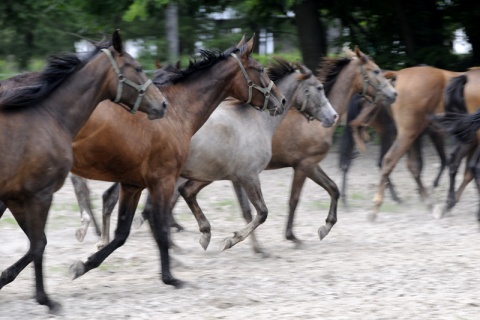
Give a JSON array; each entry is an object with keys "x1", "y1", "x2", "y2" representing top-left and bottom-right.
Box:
[{"x1": 0, "y1": 0, "x2": 479, "y2": 78}]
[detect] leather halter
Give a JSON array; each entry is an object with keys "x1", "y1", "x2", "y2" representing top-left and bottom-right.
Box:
[
  {"x1": 230, "y1": 52, "x2": 274, "y2": 111},
  {"x1": 101, "y1": 48, "x2": 153, "y2": 114},
  {"x1": 359, "y1": 64, "x2": 388, "y2": 105}
]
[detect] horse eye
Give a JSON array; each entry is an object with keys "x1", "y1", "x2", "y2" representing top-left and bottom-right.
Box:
[
  {"x1": 373, "y1": 69, "x2": 380, "y2": 75},
  {"x1": 317, "y1": 86, "x2": 323, "y2": 91},
  {"x1": 135, "y1": 66, "x2": 143, "y2": 72}
]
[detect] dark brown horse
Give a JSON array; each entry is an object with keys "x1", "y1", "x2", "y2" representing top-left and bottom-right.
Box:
[
  {"x1": 370, "y1": 66, "x2": 463, "y2": 220},
  {"x1": 0, "y1": 30, "x2": 167, "y2": 313},
  {"x1": 433, "y1": 68, "x2": 480, "y2": 222},
  {"x1": 67, "y1": 36, "x2": 286, "y2": 287}
]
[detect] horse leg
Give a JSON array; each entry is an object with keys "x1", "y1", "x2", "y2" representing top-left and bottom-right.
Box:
[
  {"x1": 70, "y1": 184, "x2": 141, "y2": 280},
  {"x1": 285, "y1": 167, "x2": 308, "y2": 244},
  {"x1": 96, "y1": 182, "x2": 120, "y2": 250},
  {"x1": 306, "y1": 165, "x2": 339, "y2": 240},
  {"x1": 221, "y1": 175, "x2": 268, "y2": 252},
  {"x1": 146, "y1": 179, "x2": 183, "y2": 288},
  {"x1": 371, "y1": 133, "x2": 417, "y2": 221},
  {"x1": 468, "y1": 145, "x2": 480, "y2": 223},
  {"x1": 1, "y1": 196, "x2": 61, "y2": 313},
  {"x1": 0, "y1": 200, "x2": 7, "y2": 219},
  {"x1": 135, "y1": 178, "x2": 186, "y2": 232},
  {"x1": 231, "y1": 180, "x2": 265, "y2": 255},
  {"x1": 426, "y1": 127, "x2": 447, "y2": 188},
  {"x1": 70, "y1": 174, "x2": 101, "y2": 242},
  {"x1": 178, "y1": 180, "x2": 212, "y2": 250},
  {"x1": 405, "y1": 137, "x2": 431, "y2": 208}
]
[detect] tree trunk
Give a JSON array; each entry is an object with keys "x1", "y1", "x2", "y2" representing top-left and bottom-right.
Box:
[
  {"x1": 165, "y1": 3, "x2": 179, "y2": 63},
  {"x1": 292, "y1": 0, "x2": 325, "y2": 72}
]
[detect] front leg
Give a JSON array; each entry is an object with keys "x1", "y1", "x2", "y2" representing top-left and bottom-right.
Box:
[
  {"x1": 70, "y1": 174, "x2": 101, "y2": 242},
  {"x1": 70, "y1": 184, "x2": 141, "y2": 280},
  {"x1": 147, "y1": 179, "x2": 183, "y2": 288}
]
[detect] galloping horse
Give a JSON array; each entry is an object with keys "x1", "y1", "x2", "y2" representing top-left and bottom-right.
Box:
[
  {"x1": 0, "y1": 30, "x2": 167, "y2": 313},
  {"x1": 370, "y1": 66, "x2": 463, "y2": 221},
  {"x1": 433, "y1": 68, "x2": 480, "y2": 222},
  {"x1": 339, "y1": 92, "x2": 447, "y2": 208},
  {"x1": 74, "y1": 58, "x2": 337, "y2": 255},
  {"x1": 67, "y1": 36, "x2": 286, "y2": 288}
]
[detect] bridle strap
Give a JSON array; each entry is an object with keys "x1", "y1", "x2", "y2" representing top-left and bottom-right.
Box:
[
  {"x1": 101, "y1": 48, "x2": 153, "y2": 114},
  {"x1": 359, "y1": 64, "x2": 387, "y2": 105},
  {"x1": 230, "y1": 52, "x2": 273, "y2": 111}
]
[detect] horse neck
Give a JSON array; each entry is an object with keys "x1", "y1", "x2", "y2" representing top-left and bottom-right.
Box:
[
  {"x1": 325, "y1": 62, "x2": 359, "y2": 118},
  {"x1": 161, "y1": 60, "x2": 249, "y2": 137},
  {"x1": 41, "y1": 57, "x2": 111, "y2": 140}
]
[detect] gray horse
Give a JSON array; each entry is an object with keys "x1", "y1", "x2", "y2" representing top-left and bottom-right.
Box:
[{"x1": 71, "y1": 58, "x2": 337, "y2": 254}]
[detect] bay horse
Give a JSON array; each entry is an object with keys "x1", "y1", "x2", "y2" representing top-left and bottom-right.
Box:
[
  {"x1": 370, "y1": 66, "x2": 464, "y2": 221},
  {"x1": 72, "y1": 58, "x2": 338, "y2": 255},
  {"x1": 339, "y1": 92, "x2": 447, "y2": 208},
  {"x1": 433, "y1": 68, "x2": 480, "y2": 222},
  {"x1": 67, "y1": 36, "x2": 286, "y2": 287},
  {"x1": 0, "y1": 30, "x2": 167, "y2": 313},
  {"x1": 72, "y1": 46, "x2": 397, "y2": 250}
]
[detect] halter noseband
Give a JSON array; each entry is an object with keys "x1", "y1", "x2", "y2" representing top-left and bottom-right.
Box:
[
  {"x1": 298, "y1": 88, "x2": 328, "y2": 122},
  {"x1": 101, "y1": 48, "x2": 153, "y2": 114},
  {"x1": 359, "y1": 64, "x2": 387, "y2": 105},
  {"x1": 230, "y1": 52, "x2": 274, "y2": 111}
]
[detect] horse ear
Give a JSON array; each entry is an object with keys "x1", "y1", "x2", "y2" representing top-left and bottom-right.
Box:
[
  {"x1": 155, "y1": 59, "x2": 162, "y2": 69},
  {"x1": 236, "y1": 34, "x2": 246, "y2": 48},
  {"x1": 296, "y1": 61, "x2": 308, "y2": 74},
  {"x1": 354, "y1": 46, "x2": 368, "y2": 63},
  {"x1": 383, "y1": 70, "x2": 397, "y2": 80},
  {"x1": 175, "y1": 60, "x2": 181, "y2": 69},
  {"x1": 343, "y1": 46, "x2": 356, "y2": 59},
  {"x1": 112, "y1": 29, "x2": 124, "y2": 54},
  {"x1": 246, "y1": 34, "x2": 256, "y2": 55}
]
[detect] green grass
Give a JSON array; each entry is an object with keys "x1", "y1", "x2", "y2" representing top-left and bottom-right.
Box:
[
  {"x1": 379, "y1": 202, "x2": 402, "y2": 213},
  {"x1": 0, "y1": 216, "x2": 18, "y2": 227},
  {"x1": 308, "y1": 200, "x2": 331, "y2": 210}
]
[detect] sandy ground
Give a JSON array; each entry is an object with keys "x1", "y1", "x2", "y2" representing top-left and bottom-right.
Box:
[{"x1": 1, "y1": 141, "x2": 480, "y2": 320}]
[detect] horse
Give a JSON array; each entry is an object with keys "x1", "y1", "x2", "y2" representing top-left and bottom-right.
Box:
[
  {"x1": 339, "y1": 93, "x2": 447, "y2": 208},
  {"x1": 0, "y1": 30, "x2": 167, "y2": 313},
  {"x1": 432, "y1": 68, "x2": 480, "y2": 222},
  {"x1": 71, "y1": 45, "x2": 397, "y2": 251},
  {"x1": 369, "y1": 66, "x2": 464, "y2": 221},
  {"x1": 71, "y1": 58, "x2": 338, "y2": 255},
  {"x1": 66, "y1": 35, "x2": 286, "y2": 288}
]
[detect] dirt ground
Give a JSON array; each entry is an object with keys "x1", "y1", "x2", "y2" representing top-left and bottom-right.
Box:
[{"x1": 1, "y1": 141, "x2": 480, "y2": 320}]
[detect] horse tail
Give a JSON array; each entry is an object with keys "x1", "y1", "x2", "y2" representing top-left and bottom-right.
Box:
[
  {"x1": 444, "y1": 75, "x2": 467, "y2": 114},
  {"x1": 338, "y1": 94, "x2": 362, "y2": 170},
  {"x1": 436, "y1": 109, "x2": 480, "y2": 143}
]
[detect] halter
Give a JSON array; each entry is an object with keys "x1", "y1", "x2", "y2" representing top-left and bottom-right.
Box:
[
  {"x1": 359, "y1": 64, "x2": 388, "y2": 105},
  {"x1": 230, "y1": 52, "x2": 274, "y2": 111},
  {"x1": 101, "y1": 48, "x2": 153, "y2": 114},
  {"x1": 298, "y1": 88, "x2": 328, "y2": 122}
]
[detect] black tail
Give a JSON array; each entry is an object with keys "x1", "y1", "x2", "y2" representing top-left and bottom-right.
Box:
[
  {"x1": 339, "y1": 94, "x2": 362, "y2": 170},
  {"x1": 444, "y1": 75, "x2": 467, "y2": 114},
  {"x1": 435, "y1": 110, "x2": 480, "y2": 143}
]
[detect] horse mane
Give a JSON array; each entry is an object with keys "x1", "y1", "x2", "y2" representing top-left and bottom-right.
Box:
[
  {"x1": 317, "y1": 57, "x2": 351, "y2": 96},
  {"x1": 152, "y1": 46, "x2": 240, "y2": 86},
  {"x1": 266, "y1": 58, "x2": 296, "y2": 82},
  {"x1": 0, "y1": 39, "x2": 112, "y2": 110}
]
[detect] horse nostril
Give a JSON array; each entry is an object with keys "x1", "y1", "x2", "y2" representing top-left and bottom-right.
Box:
[
  {"x1": 162, "y1": 101, "x2": 168, "y2": 109},
  {"x1": 281, "y1": 98, "x2": 287, "y2": 106}
]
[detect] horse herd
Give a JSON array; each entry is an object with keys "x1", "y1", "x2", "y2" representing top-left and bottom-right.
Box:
[{"x1": 0, "y1": 30, "x2": 477, "y2": 314}]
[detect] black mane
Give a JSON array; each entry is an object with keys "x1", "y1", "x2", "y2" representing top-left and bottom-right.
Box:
[
  {"x1": 0, "y1": 39, "x2": 112, "y2": 110},
  {"x1": 266, "y1": 57, "x2": 296, "y2": 83},
  {"x1": 152, "y1": 46, "x2": 240, "y2": 86},
  {"x1": 317, "y1": 57, "x2": 351, "y2": 96}
]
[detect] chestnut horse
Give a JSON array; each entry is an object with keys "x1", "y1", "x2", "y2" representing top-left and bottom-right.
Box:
[
  {"x1": 72, "y1": 58, "x2": 337, "y2": 255},
  {"x1": 0, "y1": 30, "x2": 167, "y2": 313},
  {"x1": 67, "y1": 36, "x2": 286, "y2": 288},
  {"x1": 370, "y1": 66, "x2": 464, "y2": 221},
  {"x1": 339, "y1": 93, "x2": 447, "y2": 208},
  {"x1": 433, "y1": 68, "x2": 480, "y2": 222}
]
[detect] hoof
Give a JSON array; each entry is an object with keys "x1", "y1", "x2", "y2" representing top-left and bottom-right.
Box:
[
  {"x1": 220, "y1": 238, "x2": 234, "y2": 251},
  {"x1": 171, "y1": 223, "x2": 185, "y2": 232},
  {"x1": 368, "y1": 212, "x2": 377, "y2": 222},
  {"x1": 47, "y1": 300, "x2": 63, "y2": 315},
  {"x1": 69, "y1": 261, "x2": 85, "y2": 280},
  {"x1": 254, "y1": 247, "x2": 270, "y2": 258},
  {"x1": 75, "y1": 228, "x2": 86, "y2": 242},
  {"x1": 199, "y1": 233, "x2": 211, "y2": 251},
  {"x1": 432, "y1": 204, "x2": 446, "y2": 220},
  {"x1": 133, "y1": 216, "x2": 145, "y2": 229},
  {"x1": 96, "y1": 242, "x2": 107, "y2": 252},
  {"x1": 163, "y1": 277, "x2": 185, "y2": 289},
  {"x1": 318, "y1": 226, "x2": 329, "y2": 240}
]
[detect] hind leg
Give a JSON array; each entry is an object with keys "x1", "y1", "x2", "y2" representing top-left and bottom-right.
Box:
[
  {"x1": 71, "y1": 174, "x2": 101, "y2": 242},
  {"x1": 0, "y1": 201, "x2": 7, "y2": 219},
  {"x1": 179, "y1": 180, "x2": 213, "y2": 250},
  {"x1": 285, "y1": 167, "x2": 308, "y2": 244},
  {"x1": 231, "y1": 181, "x2": 265, "y2": 255},
  {"x1": 1, "y1": 196, "x2": 61, "y2": 313},
  {"x1": 96, "y1": 182, "x2": 120, "y2": 250},
  {"x1": 426, "y1": 127, "x2": 447, "y2": 188},
  {"x1": 406, "y1": 136, "x2": 431, "y2": 208}
]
